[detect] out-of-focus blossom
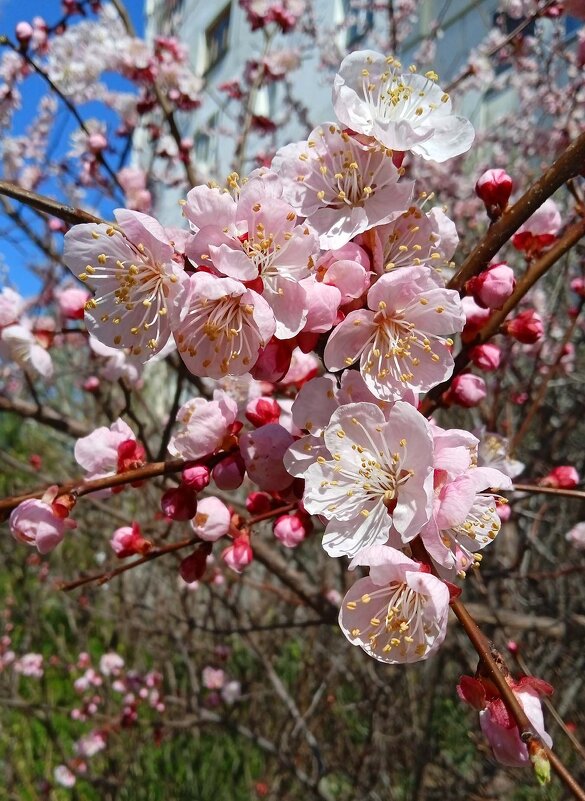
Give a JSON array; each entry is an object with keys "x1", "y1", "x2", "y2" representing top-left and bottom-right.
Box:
[
  {"x1": 444, "y1": 373, "x2": 487, "y2": 407},
  {"x1": 539, "y1": 465, "x2": 579, "y2": 489},
  {"x1": 565, "y1": 522, "x2": 585, "y2": 549}
]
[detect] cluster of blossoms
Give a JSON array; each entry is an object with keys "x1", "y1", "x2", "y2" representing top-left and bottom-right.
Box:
[{"x1": 5, "y1": 47, "x2": 567, "y2": 770}]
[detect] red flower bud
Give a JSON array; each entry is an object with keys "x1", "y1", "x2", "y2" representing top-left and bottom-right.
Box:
[
  {"x1": 475, "y1": 168, "x2": 513, "y2": 221},
  {"x1": 245, "y1": 397, "x2": 281, "y2": 428},
  {"x1": 503, "y1": 309, "x2": 544, "y2": 344},
  {"x1": 160, "y1": 486, "x2": 198, "y2": 521}
]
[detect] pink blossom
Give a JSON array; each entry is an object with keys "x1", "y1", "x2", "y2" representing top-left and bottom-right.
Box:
[
  {"x1": 512, "y1": 198, "x2": 562, "y2": 256},
  {"x1": 466, "y1": 263, "x2": 516, "y2": 310},
  {"x1": 339, "y1": 546, "x2": 450, "y2": 663},
  {"x1": 458, "y1": 674, "x2": 553, "y2": 767},
  {"x1": 74, "y1": 418, "x2": 142, "y2": 482},
  {"x1": 117, "y1": 166, "x2": 152, "y2": 213},
  {"x1": 0, "y1": 323, "x2": 53, "y2": 378},
  {"x1": 15, "y1": 22, "x2": 34, "y2": 46},
  {"x1": 54, "y1": 765, "x2": 76, "y2": 788},
  {"x1": 202, "y1": 666, "x2": 225, "y2": 690},
  {"x1": 240, "y1": 424, "x2": 295, "y2": 491},
  {"x1": 370, "y1": 206, "x2": 458, "y2": 281},
  {"x1": 56, "y1": 286, "x2": 91, "y2": 320},
  {"x1": 332, "y1": 51, "x2": 475, "y2": 162},
  {"x1": 279, "y1": 348, "x2": 319, "y2": 387},
  {"x1": 272, "y1": 124, "x2": 413, "y2": 249},
  {"x1": 0, "y1": 287, "x2": 25, "y2": 326},
  {"x1": 222, "y1": 534, "x2": 253, "y2": 573},
  {"x1": 421, "y1": 466, "x2": 512, "y2": 575},
  {"x1": 110, "y1": 522, "x2": 152, "y2": 558},
  {"x1": 173, "y1": 273, "x2": 275, "y2": 377},
  {"x1": 324, "y1": 266, "x2": 464, "y2": 401},
  {"x1": 539, "y1": 465, "x2": 579, "y2": 489},
  {"x1": 298, "y1": 277, "x2": 341, "y2": 334},
  {"x1": 13, "y1": 652, "x2": 44, "y2": 678},
  {"x1": 185, "y1": 173, "x2": 317, "y2": 338},
  {"x1": 565, "y1": 522, "x2": 585, "y2": 549},
  {"x1": 9, "y1": 497, "x2": 76, "y2": 554},
  {"x1": 168, "y1": 391, "x2": 237, "y2": 461},
  {"x1": 444, "y1": 373, "x2": 487, "y2": 407},
  {"x1": 302, "y1": 402, "x2": 434, "y2": 556},
  {"x1": 99, "y1": 652, "x2": 124, "y2": 676},
  {"x1": 192, "y1": 497, "x2": 231, "y2": 541},
  {"x1": 469, "y1": 343, "x2": 501, "y2": 371},
  {"x1": 75, "y1": 730, "x2": 107, "y2": 758},
  {"x1": 273, "y1": 513, "x2": 310, "y2": 548},
  {"x1": 63, "y1": 209, "x2": 189, "y2": 360}
]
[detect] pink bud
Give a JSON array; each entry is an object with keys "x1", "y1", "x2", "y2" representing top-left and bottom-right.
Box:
[
  {"x1": 273, "y1": 513, "x2": 309, "y2": 548},
  {"x1": 570, "y1": 277, "x2": 585, "y2": 297},
  {"x1": 110, "y1": 522, "x2": 152, "y2": 558},
  {"x1": 245, "y1": 397, "x2": 281, "y2": 427},
  {"x1": 466, "y1": 263, "x2": 516, "y2": 310},
  {"x1": 160, "y1": 486, "x2": 198, "y2": 521},
  {"x1": 249, "y1": 338, "x2": 293, "y2": 382},
  {"x1": 222, "y1": 535, "x2": 253, "y2": 573},
  {"x1": 181, "y1": 464, "x2": 211, "y2": 491},
  {"x1": 475, "y1": 168, "x2": 513, "y2": 220},
  {"x1": 496, "y1": 501, "x2": 512, "y2": 522},
  {"x1": 246, "y1": 491, "x2": 273, "y2": 514},
  {"x1": 469, "y1": 343, "x2": 501, "y2": 371},
  {"x1": 212, "y1": 453, "x2": 245, "y2": 491},
  {"x1": 87, "y1": 132, "x2": 108, "y2": 154},
  {"x1": 15, "y1": 21, "x2": 34, "y2": 44},
  {"x1": 503, "y1": 309, "x2": 544, "y2": 344},
  {"x1": 444, "y1": 373, "x2": 487, "y2": 408},
  {"x1": 82, "y1": 376, "x2": 100, "y2": 393},
  {"x1": 539, "y1": 465, "x2": 579, "y2": 489},
  {"x1": 179, "y1": 543, "x2": 211, "y2": 583}
]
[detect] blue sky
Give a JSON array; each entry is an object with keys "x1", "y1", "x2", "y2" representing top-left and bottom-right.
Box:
[{"x1": 0, "y1": 0, "x2": 146, "y2": 295}]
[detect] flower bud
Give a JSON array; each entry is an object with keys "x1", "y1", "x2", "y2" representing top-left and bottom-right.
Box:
[
  {"x1": 249, "y1": 338, "x2": 293, "y2": 382},
  {"x1": 160, "y1": 486, "x2": 198, "y2": 521},
  {"x1": 466, "y1": 263, "x2": 515, "y2": 310},
  {"x1": 83, "y1": 376, "x2": 100, "y2": 393},
  {"x1": 181, "y1": 464, "x2": 211, "y2": 491},
  {"x1": 110, "y1": 522, "x2": 152, "y2": 558},
  {"x1": 222, "y1": 534, "x2": 253, "y2": 573},
  {"x1": 245, "y1": 397, "x2": 281, "y2": 428},
  {"x1": 245, "y1": 491, "x2": 273, "y2": 514},
  {"x1": 469, "y1": 343, "x2": 501, "y2": 371},
  {"x1": 444, "y1": 373, "x2": 487, "y2": 408},
  {"x1": 15, "y1": 21, "x2": 34, "y2": 46},
  {"x1": 179, "y1": 543, "x2": 212, "y2": 583},
  {"x1": 475, "y1": 168, "x2": 513, "y2": 220},
  {"x1": 503, "y1": 309, "x2": 544, "y2": 344},
  {"x1": 192, "y1": 497, "x2": 231, "y2": 541},
  {"x1": 273, "y1": 513, "x2": 310, "y2": 548},
  {"x1": 539, "y1": 465, "x2": 579, "y2": 489},
  {"x1": 212, "y1": 453, "x2": 246, "y2": 491}
]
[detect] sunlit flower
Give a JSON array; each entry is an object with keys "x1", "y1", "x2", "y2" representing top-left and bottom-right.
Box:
[
  {"x1": 339, "y1": 546, "x2": 450, "y2": 663},
  {"x1": 332, "y1": 51, "x2": 475, "y2": 162}
]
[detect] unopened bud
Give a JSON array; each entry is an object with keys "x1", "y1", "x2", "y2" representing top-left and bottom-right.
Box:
[
  {"x1": 15, "y1": 21, "x2": 34, "y2": 45},
  {"x1": 539, "y1": 465, "x2": 579, "y2": 489},
  {"x1": 212, "y1": 453, "x2": 245, "y2": 491},
  {"x1": 466, "y1": 263, "x2": 515, "y2": 310},
  {"x1": 503, "y1": 309, "x2": 544, "y2": 344},
  {"x1": 443, "y1": 373, "x2": 487, "y2": 408},
  {"x1": 245, "y1": 397, "x2": 280, "y2": 427},
  {"x1": 179, "y1": 543, "x2": 212, "y2": 583},
  {"x1": 475, "y1": 168, "x2": 513, "y2": 221},
  {"x1": 181, "y1": 464, "x2": 211, "y2": 492},
  {"x1": 469, "y1": 343, "x2": 501, "y2": 371},
  {"x1": 529, "y1": 741, "x2": 551, "y2": 785},
  {"x1": 160, "y1": 486, "x2": 198, "y2": 521}
]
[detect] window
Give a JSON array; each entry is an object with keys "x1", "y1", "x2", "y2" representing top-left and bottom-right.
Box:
[
  {"x1": 344, "y1": 0, "x2": 374, "y2": 48},
  {"x1": 205, "y1": 5, "x2": 232, "y2": 73},
  {"x1": 194, "y1": 113, "x2": 219, "y2": 167}
]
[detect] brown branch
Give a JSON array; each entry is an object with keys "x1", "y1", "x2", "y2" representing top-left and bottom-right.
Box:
[
  {"x1": 0, "y1": 180, "x2": 105, "y2": 226},
  {"x1": 57, "y1": 534, "x2": 199, "y2": 591},
  {"x1": 0, "y1": 394, "x2": 90, "y2": 439},
  {"x1": 510, "y1": 483, "x2": 585, "y2": 501},
  {"x1": 421, "y1": 216, "x2": 585, "y2": 414},
  {"x1": 0, "y1": 456, "x2": 199, "y2": 515},
  {"x1": 448, "y1": 129, "x2": 585, "y2": 291},
  {"x1": 450, "y1": 598, "x2": 585, "y2": 800}
]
